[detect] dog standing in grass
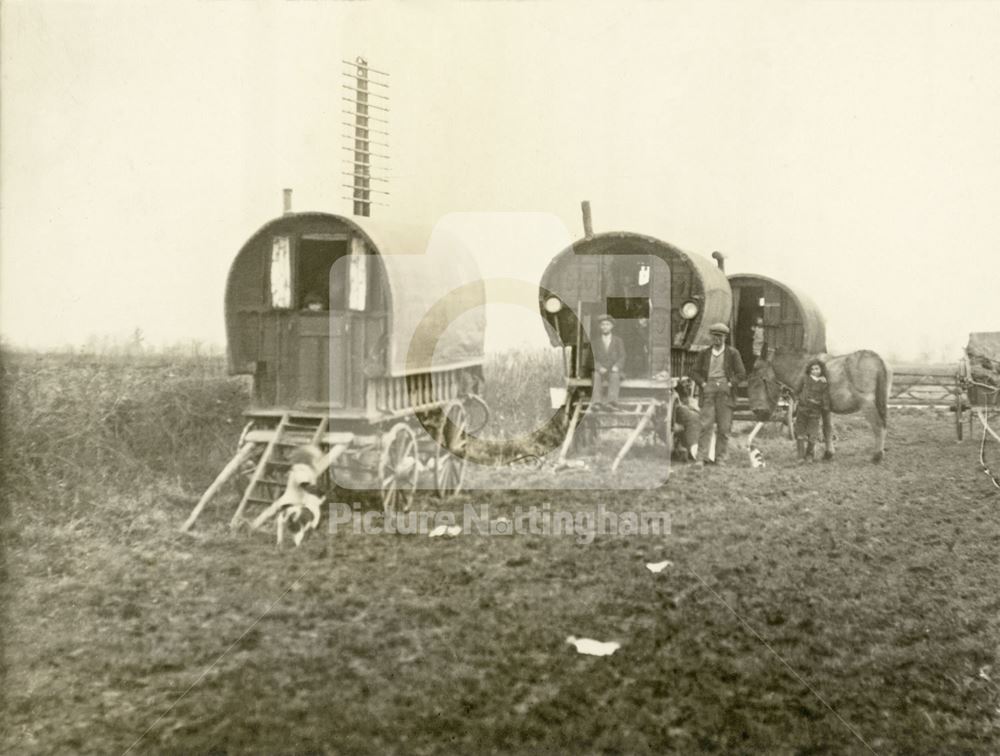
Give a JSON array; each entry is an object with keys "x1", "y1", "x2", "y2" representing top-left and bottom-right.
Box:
[{"x1": 250, "y1": 445, "x2": 324, "y2": 546}]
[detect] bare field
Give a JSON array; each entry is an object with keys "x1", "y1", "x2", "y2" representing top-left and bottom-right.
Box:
[{"x1": 2, "y1": 353, "x2": 999, "y2": 754}]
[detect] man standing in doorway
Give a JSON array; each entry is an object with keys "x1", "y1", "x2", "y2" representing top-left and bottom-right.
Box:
[{"x1": 690, "y1": 323, "x2": 746, "y2": 466}]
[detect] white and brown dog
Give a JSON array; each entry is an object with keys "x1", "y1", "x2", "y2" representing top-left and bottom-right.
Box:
[{"x1": 251, "y1": 445, "x2": 324, "y2": 547}]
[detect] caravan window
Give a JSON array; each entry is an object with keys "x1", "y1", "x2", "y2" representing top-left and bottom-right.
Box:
[{"x1": 298, "y1": 235, "x2": 349, "y2": 310}]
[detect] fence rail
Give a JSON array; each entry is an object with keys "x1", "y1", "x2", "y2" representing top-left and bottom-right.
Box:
[{"x1": 889, "y1": 362, "x2": 960, "y2": 407}]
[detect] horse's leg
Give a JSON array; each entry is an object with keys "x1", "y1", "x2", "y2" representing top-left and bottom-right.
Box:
[
  {"x1": 862, "y1": 405, "x2": 886, "y2": 463},
  {"x1": 821, "y1": 410, "x2": 834, "y2": 460}
]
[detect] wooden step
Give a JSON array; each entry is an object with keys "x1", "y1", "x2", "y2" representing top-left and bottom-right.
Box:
[
  {"x1": 285, "y1": 422, "x2": 325, "y2": 432},
  {"x1": 253, "y1": 476, "x2": 288, "y2": 487},
  {"x1": 585, "y1": 403, "x2": 659, "y2": 416},
  {"x1": 245, "y1": 429, "x2": 355, "y2": 445}
]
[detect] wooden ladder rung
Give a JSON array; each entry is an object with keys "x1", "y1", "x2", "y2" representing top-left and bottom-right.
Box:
[
  {"x1": 231, "y1": 413, "x2": 290, "y2": 528},
  {"x1": 255, "y1": 476, "x2": 287, "y2": 486}
]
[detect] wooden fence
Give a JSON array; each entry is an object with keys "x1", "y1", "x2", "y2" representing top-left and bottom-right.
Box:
[{"x1": 889, "y1": 363, "x2": 961, "y2": 407}]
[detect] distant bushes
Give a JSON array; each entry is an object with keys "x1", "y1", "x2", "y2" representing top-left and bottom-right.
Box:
[
  {"x1": 479, "y1": 348, "x2": 564, "y2": 440},
  {"x1": 1, "y1": 346, "x2": 567, "y2": 513},
  {"x1": 1, "y1": 351, "x2": 249, "y2": 508}
]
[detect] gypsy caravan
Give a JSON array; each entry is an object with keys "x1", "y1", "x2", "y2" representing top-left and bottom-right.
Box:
[
  {"x1": 184, "y1": 211, "x2": 487, "y2": 530},
  {"x1": 537, "y1": 211, "x2": 732, "y2": 469},
  {"x1": 728, "y1": 273, "x2": 826, "y2": 370}
]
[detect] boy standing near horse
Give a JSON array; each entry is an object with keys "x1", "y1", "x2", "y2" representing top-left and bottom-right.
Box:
[
  {"x1": 690, "y1": 323, "x2": 746, "y2": 466},
  {"x1": 748, "y1": 349, "x2": 890, "y2": 463},
  {"x1": 795, "y1": 359, "x2": 832, "y2": 462}
]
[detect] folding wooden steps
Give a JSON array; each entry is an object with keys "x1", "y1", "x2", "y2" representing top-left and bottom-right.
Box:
[
  {"x1": 182, "y1": 413, "x2": 353, "y2": 532},
  {"x1": 228, "y1": 414, "x2": 329, "y2": 528},
  {"x1": 557, "y1": 399, "x2": 668, "y2": 472}
]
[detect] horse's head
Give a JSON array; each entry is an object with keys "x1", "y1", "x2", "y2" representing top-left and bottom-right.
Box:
[{"x1": 747, "y1": 359, "x2": 781, "y2": 421}]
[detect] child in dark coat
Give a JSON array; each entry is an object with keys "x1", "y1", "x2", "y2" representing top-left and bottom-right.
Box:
[{"x1": 795, "y1": 359, "x2": 831, "y2": 461}]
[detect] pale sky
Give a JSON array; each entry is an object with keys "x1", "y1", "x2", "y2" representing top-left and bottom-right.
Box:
[{"x1": 2, "y1": 1, "x2": 998, "y2": 361}]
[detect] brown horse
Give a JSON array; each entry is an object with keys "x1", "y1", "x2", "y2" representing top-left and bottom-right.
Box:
[{"x1": 748, "y1": 350, "x2": 891, "y2": 462}]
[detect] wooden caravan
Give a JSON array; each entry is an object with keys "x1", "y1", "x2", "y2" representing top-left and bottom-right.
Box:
[
  {"x1": 537, "y1": 229, "x2": 731, "y2": 470},
  {"x1": 184, "y1": 212, "x2": 487, "y2": 530},
  {"x1": 539, "y1": 231, "x2": 731, "y2": 382},
  {"x1": 728, "y1": 274, "x2": 826, "y2": 369}
]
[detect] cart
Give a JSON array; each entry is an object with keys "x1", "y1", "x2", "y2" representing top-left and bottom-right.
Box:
[
  {"x1": 183, "y1": 211, "x2": 489, "y2": 531},
  {"x1": 955, "y1": 332, "x2": 1000, "y2": 441},
  {"x1": 538, "y1": 221, "x2": 732, "y2": 470}
]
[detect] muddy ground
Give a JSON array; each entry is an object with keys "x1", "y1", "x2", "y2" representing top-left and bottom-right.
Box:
[{"x1": 3, "y1": 410, "x2": 1000, "y2": 753}]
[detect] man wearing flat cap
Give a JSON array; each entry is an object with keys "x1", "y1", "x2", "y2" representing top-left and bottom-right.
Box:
[
  {"x1": 590, "y1": 315, "x2": 626, "y2": 406},
  {"x1": 689, "y1": 322, "x2": 746, "y2": 466}
]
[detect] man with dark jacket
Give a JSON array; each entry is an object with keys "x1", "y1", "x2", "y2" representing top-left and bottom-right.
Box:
[
  {"x1": 689, "y1": 323, "x2": 746, "y2": 466},
  {"x1": 591, "y1": 315, "x2": 626, "y2": 405}
]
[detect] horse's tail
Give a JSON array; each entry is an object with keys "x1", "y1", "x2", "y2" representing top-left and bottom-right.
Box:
[{"x1": 875, "y1": 354, "x2": 889, "y2": 429}]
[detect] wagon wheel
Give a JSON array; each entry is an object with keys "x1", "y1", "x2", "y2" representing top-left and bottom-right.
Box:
[
  {"x1": 463, "y1": 394, "x2": 490, "y2": 436},
  {"x1": 435, "y1": 401, "x2": 468, "y2": 498},
  {"x1": 379, "y1": 423, "x2": 419, "y2": 517}
]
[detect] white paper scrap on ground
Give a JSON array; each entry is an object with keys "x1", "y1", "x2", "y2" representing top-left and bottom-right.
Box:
[
  {"x1": 428, "y1": 525, "x2": 462, "y2": 538},
  {"x1": 645, "y1": 560, "x2": 673, "y2": 573},
  {"x1": 566, "y1": 636, "x2": 620, "y2": 656}
]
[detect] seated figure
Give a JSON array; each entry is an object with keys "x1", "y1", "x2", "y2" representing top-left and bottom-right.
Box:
[
  {"x1": 673, "y1": 377, "x2": 701, "y2": 461},
  {"x1": 591, "y1": 315, "x2": 625, "y2": 405}
]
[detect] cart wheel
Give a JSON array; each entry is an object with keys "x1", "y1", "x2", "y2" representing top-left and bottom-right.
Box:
[
  {"x1": 435, "y1": 401, "x2": 468, "y2": 498},
  {"x1": 463, "y1": 394, "x2": 490, "y2": 436},
  {"x1": 379, "y1": 423, "x2": 419, "y2": 517}
]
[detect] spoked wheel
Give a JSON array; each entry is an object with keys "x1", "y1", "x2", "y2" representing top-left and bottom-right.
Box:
[
  {"x1": 379, "y1": 423, "x2": 419, "y2": 517},
  {"x1": 435, "y1": 401, "x2": 468, "y2": 498}
]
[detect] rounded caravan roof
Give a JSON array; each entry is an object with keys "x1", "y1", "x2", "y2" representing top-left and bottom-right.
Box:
[
  {"x1": 538, "y1": 231, "x2": 731, "y2": 350},
  {"x1": 225, "y1": 212, "x2": 486, "y2": 377},
  {"x1": 728, "y1": 273, "x2": 826, "y2": 354}
]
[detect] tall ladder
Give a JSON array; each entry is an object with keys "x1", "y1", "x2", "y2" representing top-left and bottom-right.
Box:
[{"x1": 229, "y1": 414, "x2": 329, "y2": 528}]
